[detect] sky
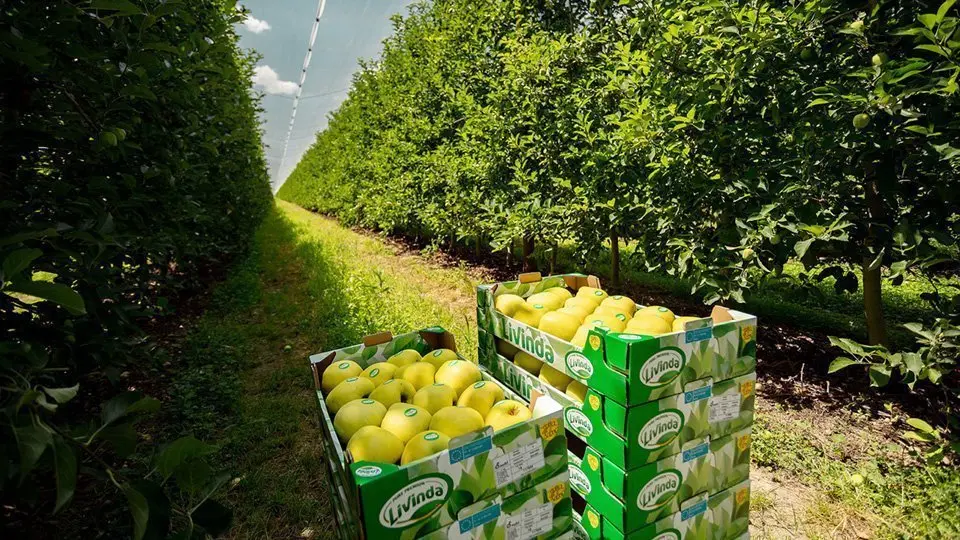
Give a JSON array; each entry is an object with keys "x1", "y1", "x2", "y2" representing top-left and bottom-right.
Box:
[{"x1": 236, "y1": 1, "x2": 415, "y2": 191}]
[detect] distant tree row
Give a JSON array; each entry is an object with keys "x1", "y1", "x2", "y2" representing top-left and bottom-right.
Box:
[{"x1": 279, "y1": 0, "x2": 959, "y2": 350}]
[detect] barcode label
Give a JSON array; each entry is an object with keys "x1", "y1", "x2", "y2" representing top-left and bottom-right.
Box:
[
  {"x1": 493, "y1": 441, "x2": 545, "y2": 487},
  {"x1": 505, "y1": 503, "x2": 553, "y2": 540},
  {"x1": 709, "y1": 392, "x2": 740, "y2": 423}
]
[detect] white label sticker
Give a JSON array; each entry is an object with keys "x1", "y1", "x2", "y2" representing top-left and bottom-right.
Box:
[
  {"x1": 505, "y1": 503, "x2": 553, "y2": 540},
  {"x1": 709, "y1": 392, "x2": 741, "y2": 423},
  {"x1": 493, "y1": 441, "x2": 546, "y2": 488}
]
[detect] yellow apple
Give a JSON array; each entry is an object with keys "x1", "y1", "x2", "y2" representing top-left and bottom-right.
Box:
[
  {"x1": 325, "y1": 377, "x2": 375, "y2": 414},
  {"x1": 368, "y1": 378, "x2": 416, "y2": 408},
  {"x1": 434, "y1": 360, "x2": 481, "y2": 396},
  {"x1": 485, "y1": 400, "x2": 533, "y2": 432},
  {"x1": 401, "y1": 430, "x2": 451, "y2": 465},
  {"x1": 386, "y1": 349, "x2": 421, "y2": 369},
  {"x1": 576, "y1": 287, "x2": 609, "y2": 303},
  {"x1": 570, "y1": 325, "x2": 591, "y2": 348},
  {"x1": 512, "y1": 302, "x2": 548, "y2": 328},
  {"x1": 400, "y1": 362, "x2": 436, "y2": 390},
  {"x1": 360, "y1": 362, "x2": 396, "y2": 387},
  {"x1": 557, "y1": 305, "x2": 591, "y2": 322},
  {"x1": 672, "y1": 316, "x2": 700, "y2": 332},
  {"x1": 593, "y1": 305, "x2": 630, "y2": 320},
  {"x1": 423, "y1": 348, "x2": 459, "y2": 370},
  {"x1": 538, "y1": 311, "x2": 581, "y2": 341},
  {"x1": 430, "y1": 406, "x2": 485, "y2": 439},
  {"x1": 544, "y1": 287, "x2": 573, "y2": 303},
  {"x1": 626, "y1": 315, "x2": 672, "y2": 335},
  {"x1": 565, "y1": 380, "x2": 588, "y2": 404},
  {"x1": 636, "y1": 305, "x2": 676, "y2": 324},
  {"x1": 526, "y1": 292, "x2": 564, "y2": 311},
  {"x1": 494, "y1": 294, "x2": 526, "y2": 317},
  {"x1": 380, "y1": 404, "x2": 432, "y2": 444},
  {"x1": 457, "y1": 381, "x2": 506, "y2": 417},
  {"x1": 583, "y1": 313, "x2": 626, "y2": 332},
  {"x1": 565, "y1": 296, "x2": 601, "y2": 312},
  {"x1": 333, "y1": 398, "x2": 386, "y2": 442},
  {"x1": 539, "y1": 364, "x2": 572, "y2": 391},
  {"x1": 514, "y1": 351, "x2": 543, "y2": 375},
  {"x1": 413, "y1": 383, "x2": 458, "y2": 414},
  {"x1": 321, "y1": 360, "x2": 363, "y2": 394},
  {"x1": 347, "y1": 426, "x2": 403, "y2": 464},
  {"x1": 601, "y1": 295, "x2": 637, "y2": 316}
]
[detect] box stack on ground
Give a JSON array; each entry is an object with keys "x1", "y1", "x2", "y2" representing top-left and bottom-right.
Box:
[
  {"x1": 309, "y1": 327, "x2": 574, "y2": 539},
  {"x1": 476, "y1": 273, "x2": 757, "y2": 539}
]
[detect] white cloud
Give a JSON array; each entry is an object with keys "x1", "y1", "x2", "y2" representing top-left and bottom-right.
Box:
[
  {"x1": 243, "y1": 15, "x2": 271, "y2": 34},
  {"x1": 252, "y1": 65, "x2": 297, "y2": 96}
]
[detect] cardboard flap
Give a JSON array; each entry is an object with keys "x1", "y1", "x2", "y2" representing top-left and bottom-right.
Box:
[
  {"x1": 362, "y1": 331, "x2": 393, "y2": 347},
  {"x1": 586, "y1": 274, "x2": 601, "y2": 289},
  {"x1": 311, "y1": 351, "x2": 336, "y2": 390},
  {"x1": 420, "y1": 329, "x2": 459, "y2": 352},
  {"x1": 518, "y1": 271, "x2": 542, "y2": 283},
  {"x1": 710, "y1": 305, "x2": 735, "y2": 323}
]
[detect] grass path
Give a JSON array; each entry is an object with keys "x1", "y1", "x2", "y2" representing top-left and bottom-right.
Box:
[{"x1": 174, "y1": 201, "x2": 957, "y2": 539}]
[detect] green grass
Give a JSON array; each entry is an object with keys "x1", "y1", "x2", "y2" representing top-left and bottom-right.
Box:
[
  {"x1": 752, "y1": 405, "x2": 960, "y2": 539},
  {"x1": 168, "y1": 200, "x2": 958, "y2": 538}
]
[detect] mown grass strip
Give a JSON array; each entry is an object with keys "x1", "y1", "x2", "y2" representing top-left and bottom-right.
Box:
[{"x1": 171, "y1": 201, "x2": 958, "y2": 538}]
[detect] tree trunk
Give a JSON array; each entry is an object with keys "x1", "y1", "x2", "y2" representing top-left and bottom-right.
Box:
[
  {"x1": 863, "y1": 161, "x2": 888, "y2": 346},
  {"x1": 862, "y1": 256, "x2": 887, "y2": 346},
  {"x1": 506, "y1": 238, "x2": 515, "y2": 267},
  {"x1": 522, "y1": 236, "x2": 537, "y2": 272},
  {"x1": 610, "y1": 229, "x2": 621, "y2": 288},
  {"x1": 475, "y1": 235, "x2": 482, "y2": 258},
  {"x1": 550, "y1": 244, "x2": 557, "y2": 275}
]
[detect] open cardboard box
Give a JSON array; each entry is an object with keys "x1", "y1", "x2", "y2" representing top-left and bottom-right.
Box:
[
  {"x1": 477, "y1": 273, "x2": 757, "y2": 408},
  {"x1": 480, "y1": 336, "x2": 756, "y2": 470},
  {"x1": 310, "y1": 327, "x2": 569, "y2": 539}
]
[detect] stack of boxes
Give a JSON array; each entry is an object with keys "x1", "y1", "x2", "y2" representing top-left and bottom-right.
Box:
[
  {"x1": 476, "y1": 273, "x2": 756, "y2": 540},
  {"x1": 309, "y1": 328, "x2": 575, "y2": 539}
]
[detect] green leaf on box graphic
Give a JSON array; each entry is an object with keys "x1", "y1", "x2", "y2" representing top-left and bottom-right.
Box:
[{"x1": 447, "y1": 489, "x2": 475, "y2": 518}]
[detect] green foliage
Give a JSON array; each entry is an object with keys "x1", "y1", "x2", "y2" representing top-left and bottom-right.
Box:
[
  {"x1": 280, "y1": 0, "x2": 958, "y2": 319},
  {"x1": 1, "y1": 0, "x2": 270, "y2": 536}
]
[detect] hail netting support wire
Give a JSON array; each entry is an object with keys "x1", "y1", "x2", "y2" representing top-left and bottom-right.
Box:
[{"x1": 278, "y1": 0, "x2": 327, "y2": 181}]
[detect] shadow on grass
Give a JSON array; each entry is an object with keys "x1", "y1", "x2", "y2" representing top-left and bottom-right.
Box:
[{"x1": 167, "y1": 204, "x2": 383, "y2": 538}]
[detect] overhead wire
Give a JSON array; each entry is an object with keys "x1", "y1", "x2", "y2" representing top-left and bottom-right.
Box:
[{"x1": 276, "y1": 0, "x2": 327, "y2": 182}]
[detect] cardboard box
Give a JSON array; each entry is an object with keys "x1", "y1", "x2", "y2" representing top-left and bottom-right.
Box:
[
  {"x1": 477, "y1": 273, "x2": 757, "y2": 408},
  {"x1": 418, "y1": 470, "x2": 574, "y2": 540},
  {"x1": 310, "y1": 328, "x2": 570, "y2": 539},
  {"x1": 482, "y1": 335, "x2": 755, "y2": 470},
  {"x1": 567, "y1": 428, "x2": 750, "y2": 534},
  {"x1": 574, "y1": 479, "x2": 750, "y2": 540}
]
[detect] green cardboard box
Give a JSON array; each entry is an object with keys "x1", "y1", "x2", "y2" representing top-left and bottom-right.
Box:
[
  {"x1": 567, "y1": 427, "x2": 750, "y2": 534},
  {"x1": 418, "y1": 469, "x2": 574, "y2": 540},
  {"x1": 477, "y1": 273, "x2": 757, "y2": 408},
  {"x1": 574, "y1": 479, "x2": 750, "y2": 540},
  {"x1": 310, "y1": 328, "x2": 570, "y2": 539},
  {"x1": 482, "y1": 333, "x2": 754, "y2": 470}
]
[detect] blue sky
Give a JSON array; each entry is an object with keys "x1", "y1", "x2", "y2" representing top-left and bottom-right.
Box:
[{"x1": 236, "y1": 1, "x2": 415, "y2": 190}]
